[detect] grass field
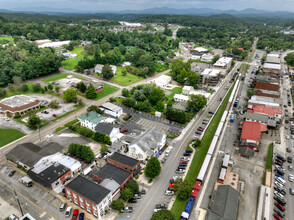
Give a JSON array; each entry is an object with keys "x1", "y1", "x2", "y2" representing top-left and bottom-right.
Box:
[
  {"x1": 265, "y1": 143, "x2": 273, "y2": 171},
  {"x1": 112, "y1": 67, "x2": 143, "y2": 86},
  {"x1": 170, "y1": 81, "x2": 235, "y2": 219},
  {"x1": 5, "y1": 83, "x2": 43, "y2": 98},
  {"x1": 0, "y1": 129, "x2": 25, "y2": 147},
  {"x1": 42, "y1": 73, "x2": 86, "y2": 83},
  {"x1": 61, "y1": 59, "x2": 79, "y2": 70},
  {"x1": 80, "y1": 83, "x2": 119, "y2": 101},
  {"x1": 168, "y1": 87, "x2": 182, "y2": 94}
]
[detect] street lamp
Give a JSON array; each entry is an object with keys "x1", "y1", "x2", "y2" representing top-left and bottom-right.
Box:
[{"x1": 14, "y1": 190, "x2": 24, "y2": 216}]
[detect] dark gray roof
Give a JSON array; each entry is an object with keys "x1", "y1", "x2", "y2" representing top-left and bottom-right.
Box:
[
  {"x1": 95, "y1": 123, "x2": 115, "y2": 136},
  {"x1": 5, "y1": 142, "x2": 62, "y2": 168},
  {"x1": 109, "y1": 152, "x2": 139, "y2": 168},
  {"x1": 66, "y1": 175, "x2": 110, "y2": 205},
  {"x1": 93, "y1": 163, "x2": 131, "y2": 185},
  {"x1": 206, "y1": 185, "x2": 239, "y2": 220},
  {"x1": 30, "y1": 163, "x2": 69, "y2": 183}
]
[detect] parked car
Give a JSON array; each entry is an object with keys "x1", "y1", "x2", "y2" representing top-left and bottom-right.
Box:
[
  {"x1": 59, "y1": 202, "x2": 67, "y2": 211},
  {"x1": 288, "y1": 156, "x2": 292, "y2": 163},
  {"x1": 78, "y1": 213, "x2": 84, "y2": 220},
  {"x1": 288, "y1": 165, "x2": 293, "y2": 171},
  {"x1": 202, "y1": 121, "x2": 208, "y2": 125},
  {"x1": 276, "y1": 155, "x2": 286, "y2": 162},
  {"x1": 274, "y1": 196, "x2": 286, "y2": 206},
  {"x1": 273, "y1": 213, "x2": 283, "y2": 220},
  {"x1": 274, "y1": 207, "x2": 285, "y2": 218},
  {"x1": 180, "y1": 157, "x2": 190, "y2": 161},
  {"x1": 274, "y1": 191, "x2": 285, "y2": 199},
  {"x1": 53, "y1": 114, "x2": 58, "y2": 117},
  {"x1": 175, "y1": 169, "x2": 185, "y2": 174},
  {"x1": 8, "y1": 214, "x2": 18, "y2": 220},
  {"x1": 139, "y1": 189, "x2": 146, "y2": 195},
  {"x1": 275, "y1": 173, "x2": 284, "y2": 179},
  {"x1": 8, "y1": 170, "x2": 16, "y2": 177},
  {"x1": 208, "y1": 111, "x2": 214, "y2": 114},
  {"x1": 120, "y1": 207, "x2": 133, "y2": 213},
  {"x1": 72, "y1": 209, "x2": 79, "y2": 220},
  {"x1": 155, "y1": 204, "x2": 167, "y2": 209},
  {"x1": 275, "y1": 187, "x2": 286, "y2": 196},
  {"x1": 274, "y1": 181, "x2": 284, "y2": 189},
  {"x1": 165, "y1": 190, "x2": 174, "y2": 196},
  {"x1": 133, "y1": 194, "x2": 141, "y2": 199},
  {"x1": 41, "y1": 110, "x2": 49, "y2": 114},
  {"x1": 161, "y1": 157, "x2": 167, "y2": 163},
  {"x1": 4, "y1": 118, "x2": 10, "y2": 121},
  {"x1": 128, "y1": 198, "x2": 137, "y2": 203},
  {"x1": 120, "y1": 129, "x2": 128, "y2": 133},
  {"x1": 286, "y1": 147, "x2": 292, "y2": 153},
  {"x1": 183, "y1": 153, "x2": 191, "y2": 156},
  {"x1": 185, "y1": 150, "x2": 193, "y2": 154},
  {"x1": 180, "y1": 160, "x2": 188, "y2": 164},
  {"x1": 290, "y1": 187, "x2": 294, "y2": 195},
  {"x1": 289, "y1": 174, "x2": 294, "y2": 182},
  {"x1": 274, "y1": 202, "x2": 285, "y2": 211},
  {"x1": 65, "y1": 207, "x2": 72, "y2": 218},
  {"x1": 198, "y1": 127, "x2": 204, "y2": 131}
]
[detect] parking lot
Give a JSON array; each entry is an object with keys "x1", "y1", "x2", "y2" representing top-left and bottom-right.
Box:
[
  {"x1": 53, "y1": 77, "x2": 83, "y2": 91},
  {"x1": 0, "y1": 116, "x2": 33, "y2": 134}
]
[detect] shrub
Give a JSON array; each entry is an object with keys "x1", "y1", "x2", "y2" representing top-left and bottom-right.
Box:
[
  {"x1": 111, "y1": 199, "x2": 124, "y2": 211},
  {"x1": 121, "y1": 188, "x2": 134, "y2": 201}
]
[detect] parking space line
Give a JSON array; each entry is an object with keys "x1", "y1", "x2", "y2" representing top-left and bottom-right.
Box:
[{"x1": 0, "y1": 178, "x2": 56, "y2": 220}]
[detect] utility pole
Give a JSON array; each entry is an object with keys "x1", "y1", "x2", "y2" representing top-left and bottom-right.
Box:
[
  {"x1": 14, "y1": 190, "x2": 24, "y2": 216},
  {"x1": 38, "y1": 125, "x2": 41, "y2": 141}
]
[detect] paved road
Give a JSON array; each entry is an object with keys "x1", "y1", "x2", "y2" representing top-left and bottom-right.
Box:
[{"x1": 126, "y1": 63, "x2": 240, "y2": 220}]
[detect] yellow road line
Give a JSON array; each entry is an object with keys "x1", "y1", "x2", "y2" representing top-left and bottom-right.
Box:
[{"x1": 0, "y1": 178, "x2": 56, "y2": 219}]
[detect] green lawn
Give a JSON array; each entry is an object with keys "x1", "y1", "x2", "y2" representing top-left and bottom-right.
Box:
[
  {"x1": 5, "y1": 83, "x2": 43, "y2": 98},
  {"x1": 112, "y1": 67, "x2": 143, "y2": 86},
  {"x1": 61, "y1": 59, "x2": 79, "y2": 70},
  {"x1": 71, "y1": 47, "x2": 85, "y2": 60},
  {"x1": 244, "y1": 64, "x2": 249, "y2": 73},
  {"x1": 80, "y1": 83, "x2": 119, "y2": 101},
  {"x1": 42, "y1": 73, "x2": 86, "y2": 84},
  {"x1": 168, "y1": 87, "x2": 182, "y2": 94},
  {"x1": 0, "y1": 129, "x2": 25, "y2": 147},
  {"x1": 171, "y1": 81, "x2": 235, "y2": 219},
  {"x1": 265, "y1": 143, "x2": 273, "y2": 171}
]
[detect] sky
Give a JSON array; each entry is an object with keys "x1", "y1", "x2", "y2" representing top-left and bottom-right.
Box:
[{"x1": 0, "y1": 0, "x2": 293, "y2": 12}]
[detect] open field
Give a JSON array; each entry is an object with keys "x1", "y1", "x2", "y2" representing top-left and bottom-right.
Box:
[
  {"x1": 4, "y1": 83, "x2": 43, "y2": 98},
  {"x1": 111, "y1": 67, "x2": 143, "y2": 86},
  {"x1": 80, "y1": 83, "x2": 119, "y2": 101},
  {"x1": 61, "y1": 59, "x2": 79, "y2": 70},
  {"x1": 170, "y1": 81, "x2": 235, "y2": 219},
  {"x1": 42, "y1": 73, "x2": 86, "y2": 83},
  {"x1": 0, "y1": 129, "x2": 25, "y2": 147}
]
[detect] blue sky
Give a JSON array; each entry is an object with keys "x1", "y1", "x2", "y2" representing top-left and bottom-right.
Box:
[{"x1": 0, "y1": 0, "x2": 293, "y2": 12}]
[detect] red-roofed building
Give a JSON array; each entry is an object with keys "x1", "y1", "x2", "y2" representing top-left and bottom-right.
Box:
[
  {"x1": 254, "y1": 81, "x2": 279, "y2": 92},
  {"x1": 238, "y1": 48, "x2": 244, "y2": 51},
  {"x1": 240, "y1": 121, "x2": 267, "y2": 150},
  {"x1": 250, "y1": 105, "x2": 282, "y2": 117}
]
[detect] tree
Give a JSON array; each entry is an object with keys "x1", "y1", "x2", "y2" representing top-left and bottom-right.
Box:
[
  {"x1": 48, "y1": 83, "x2": 53, "y2": 91},
  {"x1": 122, "y1": 88, "x2": 130, "y2": 97},
  {"x1": 173, "y1": 179, "x2": 193, "y2": 200},
  {"x1": 165, "y1": 108, "x2": 187, "y2": 124},
  {"x1": 284, "y1": 52, "x2": 294, "y2": 66},
  {"x1": 87, "y1": 105, "x2": 104, "y2": 114},
  {"x1": 126, "y1": 180, "x2": 139, "y2": 194},
  {"x1": 212, "y1": 54, "x2": 220, "y2": 64},
  {"x1": 247, "y1": 89, "x2": 255, "y2": 98},
  {"x1": 121, "y1": 188, "x2": 134, "y2": 201},
  {"x1": 118, "y1": 44, "x2": 126, "y2": 55},
  {"x1": 81, "y1": 146, "x2": 95, "y2": 163},
  {"x1": 55, "y1": 86, "x2": 60, "y2": 94},
  {"x1": 125, "y1": 52, "x2": 133, "y2": 62},
  {"x1": 64, "y1": 87, "x2": 77, "y2": 103},
  {"x1": 122, "y1": 69, "x2": 127, "y2": 76},
  {"x1": 49, "y1": 100, "x2": 59, "y2": 109},
  {"x1": 8, "y1": 84, "x2": 15, "y2": 93},
  {"x1": 111, "y1": 199, "x2": 124, "y2": 211},
  {"x1": 261, "y1": 56, "x2": 266, "y2": 65},
  {"x1": 151, "y1": 210, "x2": 175, "y2": 220},
  {"x1": 100, "y1": 144, "x2": 108, "y2": 155},
  {"x1": 102, "y1": 64, "x2": 114, "y2": 80},
  {"x1": 77, "y1": 82, "x2": 87, "y2": 93},
  {"x1": 78, "y1": 127, "x2": 94, "y2": 138},
  {"x1": 32, "y1": 83, "x2": 42, "y2": 92},
  {"x1": 21, "y1": 84, "x2": 29, "y2": 92},
  {"x1": 68, "y1": 143, "x2": 77, "y2": 156},
  {"x1": 145, "y1": 157, "x2": 161, "y2": 179},
  {"x1": 27, "y1": 113, "x2": 41, "y2": 129},
  {"x1": 0, "y1": 88, "x2": 6, "y2": 98},
  {"x1": 192, "y1": 138, "x2": 201, "y2": 148},
  {"x1": 187, "y1": 95, "x2": 207, "y2": 113},
  {"x1": 84, "y1": 43, "x2": 94, "y2": 56},
  {"x1": 123, "y1": 98, "x2": 136, "y2": 108},
  {"x1": 85, "y1": 83, "x2": 97, "y2": 99},
  {"x1": 101, "y1": 40, "x2": 112, "y2": 54}
]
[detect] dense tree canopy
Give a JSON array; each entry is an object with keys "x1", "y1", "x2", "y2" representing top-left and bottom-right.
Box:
[{"x1": 145, "y1": 157, "x2": 161, "y2": 179}]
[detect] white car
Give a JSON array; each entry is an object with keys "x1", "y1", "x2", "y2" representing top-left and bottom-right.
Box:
[
  {"x1": 274, "y1": 181, "x2": 284, "y2": 189},
  {"x1": 4, "y1": 118, "x2": 10, "y2": 121},
  {"x1": 286, "y1": 135, "x2": 290, "y2": 140},
  {"x1": 289, "y1": 174, "x2": 294, "y2": 182},
  {"x1": 64, "y1": 207, "x2": 72, "y2": 217},
  {"x1": 154, "y1": 208, "x2": 161, "y2": 213},
  {"x1": 165, "y1": 190, "x2": 174, "y2": 196},
  {"x1": 274, "y1": 191, "x2": 285, "y2": 199}
]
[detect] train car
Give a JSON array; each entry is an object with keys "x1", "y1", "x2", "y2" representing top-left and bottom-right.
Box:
[
  {"x1": 190, "y1": 181, "x2": 202, "y2": 199},
  {"x1": 215, "y1": 122, "x2": 224, "y2": 137},
  {"x1": 197, "y1": 154, "x2": 212, "y2": 182},
  {"x1": 220, "y1": 110, "x2": 228, "y2": 123},
  {"x1": 207, "y1": 136, "x2": 218, "y2": 156},
  {"x1": 181, "y1": 197, "x2": 195, "y2": 219}
]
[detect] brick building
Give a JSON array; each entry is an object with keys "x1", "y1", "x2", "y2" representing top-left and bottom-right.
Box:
[
  {"x1": 262, "y1": 63, "x2": 281, "y2": 78},
  {"x1": 107, "y1": 152, "x2": 141, "y2": 176},
  {"x1": 65, "y1": 175, "x2": 112, "y2": 219}
]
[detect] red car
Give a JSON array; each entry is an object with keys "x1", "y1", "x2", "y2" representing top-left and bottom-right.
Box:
[
  {"x1": 180, "y1": 161, "x2": 188, "y2": 164},
  {"x1": 169, "y1": 183, "x2": 175, "y2": 188},
  {"x1": 120, "y1": 129, "x2": 128, "y2": 133},
  {"x1": 202, "y1": 122, "x2": 208, "y2": 125},
  {"x1": 274, "y1": 202, "x2": 285, "y2": 211},
  {"x1": 273, "y1": 213, "x2": 283, "y2": 220},
  {"x1": 53, "y1": 114, "x2": 58, "y2": 117},
  {"x1": 72, "y1": 209, "x2": 79, "y2": 220}
]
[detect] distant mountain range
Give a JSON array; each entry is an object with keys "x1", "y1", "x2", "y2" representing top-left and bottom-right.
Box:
[{"x1": 1, "y1": 7, "x2": 294, "y2": 18}]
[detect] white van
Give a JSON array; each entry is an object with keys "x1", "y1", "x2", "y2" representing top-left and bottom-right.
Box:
[
  {"x1": 165, "y1": 146, "x2": 173, "y2": 157},
  {"x1": 275, "y1": 176, "x2": 286, "y2": 185}
]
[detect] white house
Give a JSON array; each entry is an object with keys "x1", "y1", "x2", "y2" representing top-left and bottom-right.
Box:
[
  {"x1": 79, "y1": 111, "x2": 105, "y2": 131},
  {"x1": 174, "y1": 94, "x2": 189, "y2": 102},
  {"x1": 95, "y1": 123, "x2": 121, "y2": 143},
  {"x1": 122, "y1": 62, "x2": 131, "y2": 67},
  {"x1": 201, "y1": 53, "x2": 214, "y2": 62},
  {"x1": 100, "y1": 103, "x2": 123, "y2": 117},
  {"x1": 127, "y1": 128, "x2": 166, "y2": 160},
  {"x1": 95, "y1": 64, "x2": 117, "y2": 75},
  {"x1": 182, "y1": 86, "x2": 194, "y2": 95},
  {"x1": 213, "y1": 57, "x2": 233, "y2": 71},
  {"x1": 189, "y1": 90, "x2": 211, "y2": 99},
  {"x1": 149, "y1": 75, "x2": 172, "y2": 88}
]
